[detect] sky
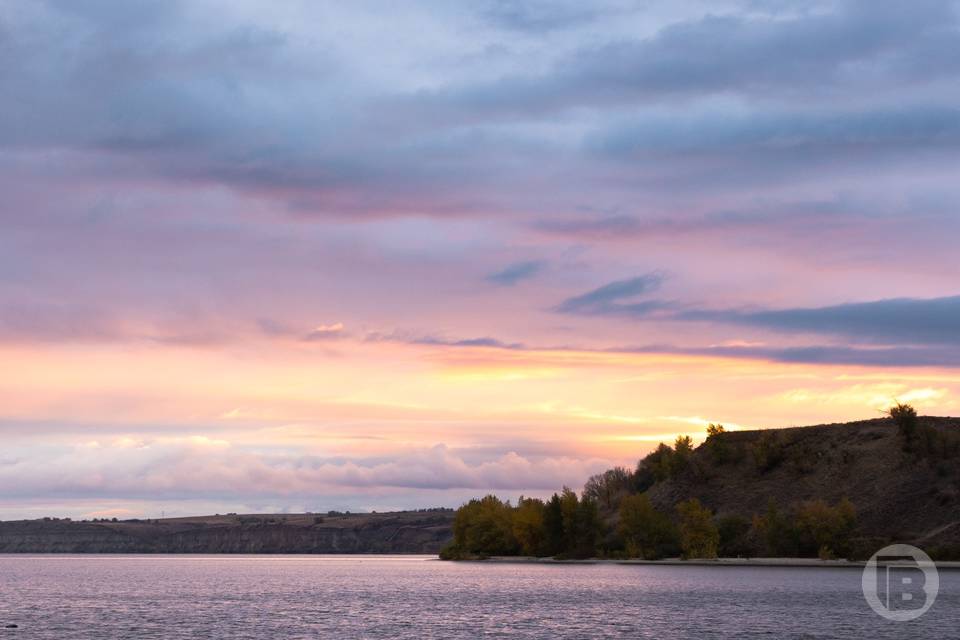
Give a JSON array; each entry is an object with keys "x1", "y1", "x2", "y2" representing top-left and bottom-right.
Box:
[{"x1": 2, "y1": 0, "x2": 960, "y2": 519}]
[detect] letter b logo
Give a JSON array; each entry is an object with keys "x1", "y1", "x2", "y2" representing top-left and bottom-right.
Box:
[{"x1": 862, "y1": 544, "x2": 939, "y2": 621}]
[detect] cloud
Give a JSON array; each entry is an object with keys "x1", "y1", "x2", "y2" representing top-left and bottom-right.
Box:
[
  {"x1": 3, "y1": 0, "x2": 959, "y2": 222},
  {"x1": 0, "y1": 438, "x2": 614, "y2": 499},
  {"x1": 485, "y1": 260, "x2": 545, "y2": 286},
  {"x1": 587, "y1": 107, "x2": 960, "y2": 165},
  {"x1": 535, "y1": 195, "x2": 960, "y2": 248},
  {"x1": 554, "y1": 273, "x2": 667, "y2": 315},
  {"x1": 618, "y1": 343, "x2": 960, "y2": 368},
  {"x1": 401, "y1": 326, "x2": 960, "y2": 368},
  {"x1": 687, "y1": 295, "x2": 960, "y2": 347},
  {"x1": 477, "y1": 0, "x2": 608, "y2": 32},
  {"x1": 426, "y1": 0, "x2": 960, "y2": 115},
  {"x1": 410, "y1": 335, "x2": 527, "y2": 350},
  {"x1": 556, "y1": 274, "x2": 960, "y2": 351},
  {"x1": 303, "y1": 322, "x2": 347, "y2": 342}
]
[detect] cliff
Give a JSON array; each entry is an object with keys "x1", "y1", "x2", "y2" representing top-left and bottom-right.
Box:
[{"x1": 0, "y1": 510, "x2": 454, "y2": 554}]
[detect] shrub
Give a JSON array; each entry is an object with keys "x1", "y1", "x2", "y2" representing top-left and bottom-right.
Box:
[
  {"x1": 705, "y1": 424, "x2": 734, "y2": 465},
  {"x1": 633, "y1": 442, "x2": 674, "y2": 493},
  {"x1": 618, "y1": 494, "x2": 677, "y2": 559},
  {"x1": 750, "y1": 431, "x2": 785, "y2": 473},
  {"x1": 751, "y1": 500, "x2": 798, "y2": 557},
  {"x1": 676, "y1": 498, "x2": 719, "y2": 559},
  {"x1": 888, "y1": 402, "x2": 918, "y2": 443},
  {"x1": 672, "y1": 435, "x2": 694, "y2": 476},
  {"x1": 794, "y1": 498, "x2": 857, "y2": 558},
  {"x1": 717, "y1": 515, "x2": 753, "y2": 557},
  {"x1": 706, "y1": 423, "x2": 725, "y2": 438}
]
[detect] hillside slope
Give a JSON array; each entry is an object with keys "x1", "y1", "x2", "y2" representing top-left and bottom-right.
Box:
[
  {"x1": 0, "y1": 510, "x2": 454, "y2": 554},
  {"x1": 645, "y1": 417, "x2": 960, "y2": 549}
]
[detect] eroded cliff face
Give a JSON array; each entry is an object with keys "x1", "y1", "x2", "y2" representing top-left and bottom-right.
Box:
[{"x1": 0, "y1": 511, "x2": 454, "y2": 554}]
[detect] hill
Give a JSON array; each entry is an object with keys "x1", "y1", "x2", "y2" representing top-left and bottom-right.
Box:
[
  {"x1": 646, "y1": 416, "x2": 960, "y2": 553},
  {"x1": 443, "y1": 413, "x2": 960, "y2": 561},
  {"x1": 0, "y1": 510, "x2": 454, "y2": 554}
]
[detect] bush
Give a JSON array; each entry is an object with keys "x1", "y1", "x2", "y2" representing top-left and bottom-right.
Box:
[
  {"x1": 888, "y1": 402, "x2": 918, "y2": 442},
  {"x1": 717, "y1": 515, "x2": 753, "y2": 557},
  {"x1": 751, "y1": 500, "x2": 798, "y2": 557},
  {"x1": 793, "y1": 498, "x2": 857, "y2": 558},
  {"x1": 750, "y1": 431, "x2": 785, "y2": 473},
  {"x1": 672, "y1": 435, "x2": 694, "y2": 477},
  {"x1": 676, "y1": 498, "x2": 719, "y2": 559},
  {"x1": 618, "y1": 494, "x2": 677, "y2": 559},
  {"x1": 705, "y1": 424, "x2": 734, "y2": 465},
  {"x1": 638, "y1": 443, "x2": 675, "y2": 484},
  {"x1": 749, "y1": 498, "x2": 857, "y2": 559}
]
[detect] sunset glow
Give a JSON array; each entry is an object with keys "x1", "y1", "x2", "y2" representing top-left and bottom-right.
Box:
[{"x1": 3, "y1": 0, "x2": 960, "y2": 519}]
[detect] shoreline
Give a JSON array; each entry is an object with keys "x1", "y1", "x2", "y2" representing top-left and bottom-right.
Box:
[
  {"x1": 2, "y1": 553, "x2": 958, "y2": 570},
  {"x1": 464, "y1": 556, "x2": 960, "y2": 570}
]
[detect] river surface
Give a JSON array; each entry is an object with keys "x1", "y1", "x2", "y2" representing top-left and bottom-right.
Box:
[{"x1": 1, "y1": 555, "x2": 957, "y2": 638}]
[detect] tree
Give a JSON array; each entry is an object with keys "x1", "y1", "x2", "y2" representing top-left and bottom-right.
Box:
[
  {"x1": 751, "y1": 499, "x2": 798, "y2": 557},
  {"x1": 618, "y1": 494, "x2": 677, "y2": 559},
  {"x1": 450, "y1": 495, "x2": 517, "y2": 556},
  {"x1": 512, "y1": 497, "x2": 546, "y2": 556},
  {"x1": 667, "y1": 435, "x2": 695, "y2": 478},
  {"x1": 706, "y1": 423, "x2": 725, "y2": 438},
  {"x1": 583, "y1": 466, "x2": 632, "y2": 510},
  {"x1": 794, "y1": 498, "x2": 857, "y2": 559},
  {"x1": 548, "y1": 487, "x2": 603, "y2": 558},
  {"x1": 559, "y1": 487, "x2": 580, "y2": 551},
  {"x1": 542, "y1": 493, "x2": 565, "y2": 557},
  {"x1": 676, "y1": 498, "x2": 719, "y2": 559},
  {"x1": 717, "y1": 515, "x2": 752, "y2": 557},
  {"x1": 574, "y1": 496, "x2": 602, "y2": 558},
  {"x1": 637, "y1": 443, "x2": 675, "y2": 486},
  {"x1": 888, "y1": 402, "x2": 918, "y2": 443},
  {"x1": 705, "y1": 423, "x2": 733, "y2": 464}
]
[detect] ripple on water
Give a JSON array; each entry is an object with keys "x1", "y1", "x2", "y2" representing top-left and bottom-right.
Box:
[{"x1": 0, "y1": 556, "x2": 957, "y2": 639}]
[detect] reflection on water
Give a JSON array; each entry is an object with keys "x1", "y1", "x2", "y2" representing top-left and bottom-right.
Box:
[{"x1": 0, "y1": 555, "x2": 957, "y2": 639}]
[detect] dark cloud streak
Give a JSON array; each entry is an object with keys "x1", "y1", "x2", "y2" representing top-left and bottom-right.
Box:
[
  {"x1": 554, "y1": 273, "x2": 667, "y2": 315},
  {"x1": 485, "y1": 260, "x2": 546, "y2": 286}
]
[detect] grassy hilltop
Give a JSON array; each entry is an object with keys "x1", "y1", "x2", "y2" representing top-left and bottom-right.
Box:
[{"x1": 443, "y1": 406, "x2": 960, "y2": 561}]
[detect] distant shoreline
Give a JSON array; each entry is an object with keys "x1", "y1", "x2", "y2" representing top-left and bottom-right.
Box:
[{"x1": 0, "y1": 511, "x2": 454, "y2": 555}]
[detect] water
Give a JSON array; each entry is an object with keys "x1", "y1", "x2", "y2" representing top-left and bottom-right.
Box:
[{"x1": 1, "y1": 555, "x2": 957, "y2": 638}]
